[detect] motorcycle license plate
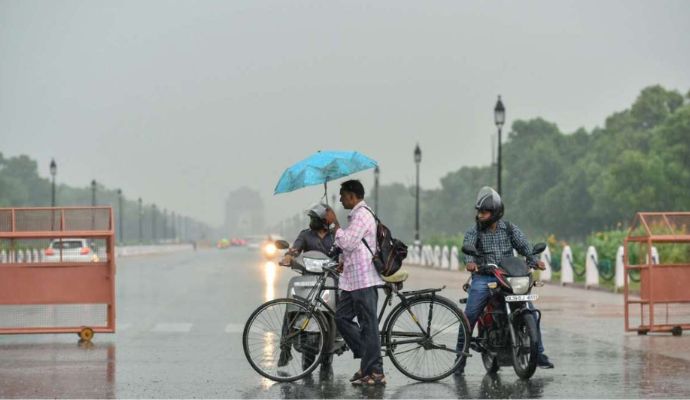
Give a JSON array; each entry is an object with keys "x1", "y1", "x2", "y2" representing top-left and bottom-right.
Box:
[{"x1": 505, "y1": 294, "x2": 539, "y2": 302}]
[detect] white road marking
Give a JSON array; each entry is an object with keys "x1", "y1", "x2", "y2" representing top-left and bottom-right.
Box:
[
  {"x1": 152, "y1": 323, "x2": 193, "y2": 333},
  {"x1": 225, "y1": 323, "x2": 244, "y2": 333},
  {"x1": 116, "y1": 323, "x2": 132, "y2": 331}
]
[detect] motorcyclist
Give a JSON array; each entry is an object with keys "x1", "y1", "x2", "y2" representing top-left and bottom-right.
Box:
[
  {"x1": 455, "y1": 186, "x2": 554, "y2": 375},
  {"x1": 277, "y1": 203, "x2": 339, "y2": 367},
  {"x1": 280, "y1": 203, "x2": 337, "y2": 266}
]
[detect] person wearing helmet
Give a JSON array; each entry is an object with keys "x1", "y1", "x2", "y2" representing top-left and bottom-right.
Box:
[
  {"x1": 280, "y1": 203, "x2": 337, "y2": 266},
  {"x1": 455, "y1": 186, "x2": 554, "y2": 375},
  {"x1": 277, "y1": 203, "x2": 338, "y2": 368}
]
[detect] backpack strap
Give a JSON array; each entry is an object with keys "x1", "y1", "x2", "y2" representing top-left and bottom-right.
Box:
[
  {"x1": 357, "y1": 206, "x2": 378, "y2": 256},
  {"x1": 362, "y1": 237, "x2": 375, "y2": 256}
]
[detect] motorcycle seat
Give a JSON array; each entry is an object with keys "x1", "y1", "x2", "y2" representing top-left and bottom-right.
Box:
[{"x1": 381, "y1": 269, "x2": 409, "y2": 283}]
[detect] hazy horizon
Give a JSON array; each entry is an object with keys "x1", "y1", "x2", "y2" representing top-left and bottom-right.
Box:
[{"x1": 2, "y1": 0, "x2": 689, "y2": 226}]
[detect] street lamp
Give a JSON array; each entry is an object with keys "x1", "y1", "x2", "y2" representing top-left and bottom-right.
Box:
[
  {"x1": 117, "y1": 189, "x2": 123, "y2": 244},
  {"x1": 91, "y1": 179, "x2": 97, "y2": 206},
  {"x1": 172, "y1": 211, "x2": 177, "y2": 241},
  {"x1": 163, "y1": 209, "x2": 168, "y2": 241},
  {"x1": 494, "y1": 95, "x2": 506, "y2": 194},
  {"x1": 138, "y1": 198, "x2": 143, "y2": 244},
  {"x1": 90, "y1": 179, "x2": 97, "y2": 230},
  {"x1": 152, "y1": 204, "x2": 157, "y2": 243},
  {"x1": 373, "y1": 165, "x2": 380, "y2": 215},
  {"x1": 414, "y1": 144, "x2": 422, "y2": 246},
  {"x1": 49, "y1": 159, "x2": 57, "y2": 207}
]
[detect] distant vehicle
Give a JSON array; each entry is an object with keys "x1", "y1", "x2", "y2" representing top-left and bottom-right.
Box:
[
  {"x1": 44, "y1": 238, "x2": 99, "y2": 263},
  {"x1": 217, "y1": 238, "x2": 231, "y2": 249},
  {"x1": 243, "y1": 234, "x2": 285, "y2": 259},
  {"x1": 231, "y1": 238, "x2": 247, "y2": 246}
]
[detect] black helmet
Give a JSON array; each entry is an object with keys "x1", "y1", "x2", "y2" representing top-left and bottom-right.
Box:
[
  {"x1": 306, "y1": 203, "x2": 328, "y2": 231},
  {"x1": 475, "y1": 186, "x2": 504, "y2": 230}
]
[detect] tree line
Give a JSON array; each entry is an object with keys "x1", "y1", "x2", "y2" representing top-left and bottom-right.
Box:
[
  {"x1": 0, "y1": 155, "x2": 211, "y2": 243},
  {"x1": 376, "y1": 85, "x2": 690, "y2": 243}
]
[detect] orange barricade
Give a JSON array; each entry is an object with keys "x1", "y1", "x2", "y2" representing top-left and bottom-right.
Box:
[
  {"x1": 624, "y1": 212, "x2": 690, "y2": 335},
  {"x1": 0, "y1": 207, "x2": 116, "y2": 340}
]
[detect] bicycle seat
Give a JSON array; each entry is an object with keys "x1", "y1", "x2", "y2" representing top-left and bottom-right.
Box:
[{"x1": 381, "y1": 269, "x2": 409, "y2": 283}]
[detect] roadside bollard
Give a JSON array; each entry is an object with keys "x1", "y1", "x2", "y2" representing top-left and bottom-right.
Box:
[
  {"x1": 441, "y1": 246, "x2": 450, "y2": 269},
  {"x1": 561, "y1": 245, "x2": 574, "y2": 285},
  {"x1": 585, "y1": 246, "x2": 600, "y2": 289},
  {"x1": 615, "y1": 246, "x2": 624, "y2": 290},
  {"x1": 450, "y1": 246, "x2": 460, "y2": 270},
  {"x1": 432, "y1": 245, "x2": 442, "y2": 268},
  {"x1": 422, "y1": 245, "x2": 434, "y2": 266},
  {"x1": 540, "y1": 246, "x2": 552, "y2": 282}
]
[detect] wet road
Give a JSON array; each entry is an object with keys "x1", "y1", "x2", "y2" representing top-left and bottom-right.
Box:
[{"x1": 1, "y1": 248, "x2": 689, "y2": 398}]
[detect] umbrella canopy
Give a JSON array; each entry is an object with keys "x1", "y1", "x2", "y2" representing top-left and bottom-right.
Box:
[{"x1": 274, "y1": 151, "x2": 378, "y2": 195}]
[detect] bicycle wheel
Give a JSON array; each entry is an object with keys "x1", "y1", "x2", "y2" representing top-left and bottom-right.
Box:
[
  {"x1": 386, "y1": 294, "x2": 469, "y2": 381},
  {"x1": 242, "y1": 298, "x2": 327, "y2": 382}
]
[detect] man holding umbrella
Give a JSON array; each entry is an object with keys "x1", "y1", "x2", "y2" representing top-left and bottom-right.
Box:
[{"x1": 325, "y1": 180, "x2": 386, "y2": 386}]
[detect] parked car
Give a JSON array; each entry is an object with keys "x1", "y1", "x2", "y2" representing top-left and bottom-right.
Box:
[{"x1": 44, "y1": 238, "x2": 100, "y2": 263}]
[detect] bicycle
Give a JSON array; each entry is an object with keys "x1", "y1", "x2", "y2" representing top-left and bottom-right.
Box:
[{"x1": 242, "y1": 258, "x2": 471, "y2": 383}]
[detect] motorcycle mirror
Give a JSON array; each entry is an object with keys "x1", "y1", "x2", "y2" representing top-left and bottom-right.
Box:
[
  {"x1": 274, "y1": 240, "x2": 290, "y2": 250},
  {"x1": 461, "y1": 244, "x2": 479, "y2": 257},
  {"x1": 532, "y1": 242, "x2": 547, "y2": 255}
]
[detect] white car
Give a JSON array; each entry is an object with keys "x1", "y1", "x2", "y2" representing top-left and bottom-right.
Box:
[{"x1": 44, "y1": 238, "x2": 100, "y2": 263}]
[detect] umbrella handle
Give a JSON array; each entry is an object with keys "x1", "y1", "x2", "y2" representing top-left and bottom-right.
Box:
[{"x1": 323, "y1": 182, "x2": 328, "y2": 206}]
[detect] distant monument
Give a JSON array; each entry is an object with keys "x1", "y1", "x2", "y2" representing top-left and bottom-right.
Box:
[{"x1": 224, "y1": 187, "x2": 265, "y2": 237}]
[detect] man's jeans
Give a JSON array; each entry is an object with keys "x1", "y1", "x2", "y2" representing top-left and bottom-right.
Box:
[
  {"x1": 335, "y1": 286, "x2": 383, "y2": 375},
  {"x1": 457, "y1": 274, "x2": 545, "y2": 355}
]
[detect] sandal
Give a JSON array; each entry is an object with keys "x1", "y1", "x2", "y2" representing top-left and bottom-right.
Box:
[
  {"x1": 349, "y1": 370, "x2": 363, "y2": 382},
  {"x1": 362, "y1": 374, "x2": 386, "y2": 386}
]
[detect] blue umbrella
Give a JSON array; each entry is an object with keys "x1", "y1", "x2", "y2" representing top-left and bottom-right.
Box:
[{"x1": 274, "y1": 151, "x2": 378, "y2": 196}]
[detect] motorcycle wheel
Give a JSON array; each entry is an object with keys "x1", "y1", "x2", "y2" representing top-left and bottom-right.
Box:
[
  {"x1": 479, "y1": 328, "x2": 499, "y2": 373},
  {"x1": 482, "y1": 352, "x2": 499, "y2": 374},
  {"x1": 300, "y1": 333, "x2": 320, "y2": 371},
  {"x1": 512, "y1": 313, "x2": 538, "y2": 380}
]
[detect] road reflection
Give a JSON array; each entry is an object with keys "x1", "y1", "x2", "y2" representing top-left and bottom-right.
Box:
[
  {"x1": 264, "y1": 261, "x2": 277, "y2": 302},
  {"x1": 0, "y1": 341, "x2": 116, "y2": 398}
]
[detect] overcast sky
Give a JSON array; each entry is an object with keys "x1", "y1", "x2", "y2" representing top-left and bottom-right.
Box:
[{"x1": 1, "y1": 0, "x2": 689, "y2": 226}]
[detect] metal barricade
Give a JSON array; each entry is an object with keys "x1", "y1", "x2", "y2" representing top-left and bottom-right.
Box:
[
  {"x1": 0, "y1": 207, "x2": 115, "y2": 340},
  {"x1": 624, "y1": 212, "x2": 690, "y2": 335}
]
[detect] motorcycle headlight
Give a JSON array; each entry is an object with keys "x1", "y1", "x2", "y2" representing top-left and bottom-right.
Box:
[
  {"x1": 263, "y1": 243, "x2": 277, "y2": 256},
  {"x1": 303, "y1": 258, "x2": 325, "y2": 273},
  {"x1": 507, "y1": 276, "x2": 531, "y2": 295}
]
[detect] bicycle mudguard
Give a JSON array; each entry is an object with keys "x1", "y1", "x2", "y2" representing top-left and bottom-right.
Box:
[{"x1": 400, "y1": 286, "x2": 445, "y2": 297}]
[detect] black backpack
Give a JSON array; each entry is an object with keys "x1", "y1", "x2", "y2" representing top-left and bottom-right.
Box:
[{"x1": 361, "y1": 207, "x2": 408, "y2": 277}]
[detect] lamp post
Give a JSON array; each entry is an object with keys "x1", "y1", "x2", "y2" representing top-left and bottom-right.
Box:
[
  {"x1": 414, "y1": 144, "x2": 422, "y2": 246},
  {"x1": 172, "y1": 211, "x2": 177, "y2": 241},
  {"x1": 117, "y1": 189, "x2": 123, "y2": 244},
  {"x1": 49, "y1": 159, "x2": 57, "y2": 231},
  {"x1": 49, "y1": 159, "x2": 57, "y2": 207},
  {"x1": 91, "y1": 180, "x2": 97, "y2": 206},
  {"x1": 163, "y1": 209, "x2": 168, "y2": 241},
  {"x1": 138, "y1": 198, "x2": 143, "y2": 244},
  {"x1": 152, "y1": 204, "x2": 157, "y2": 243},
  {"x1": 90, "y1": 179, "x2": 97, "y2": 230},
  {"x1": 494, "y1": 95, "x2": 506, "y2": 194},
  {"x1": 373, "y1": 165, "x2": 380, "y2": 215}
]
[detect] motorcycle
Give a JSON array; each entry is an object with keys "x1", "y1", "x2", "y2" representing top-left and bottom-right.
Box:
[
  {"x1": 460, "y1": 242, "x2": 547, "y2": 379},
  {"x1": 274, "y1": 240, "x2": 347, "y2": 371}
]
